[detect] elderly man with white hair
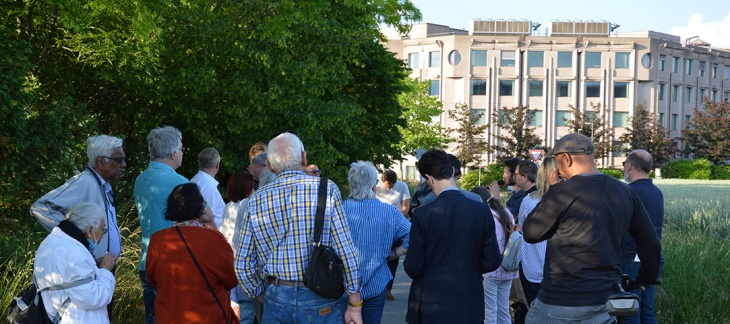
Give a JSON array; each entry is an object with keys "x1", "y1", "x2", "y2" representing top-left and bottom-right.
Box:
[
  {"x1": 34, "y1": 202, "x2": 117, "y2": 323},
  {"x1": 342, "y1": 161, "x2": 410, "y2": 323},
  {"x1": 30, "y1": 134, "x2": 125, "y2": 318},
  {"x1": 235, "y1": 132, "x2": 364, "y2": 324}
]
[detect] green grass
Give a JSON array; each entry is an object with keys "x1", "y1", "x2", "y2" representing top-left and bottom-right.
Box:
[
  {"x1": 2, "y1": 180, "x2": 730, "y2": 323},
  {"x1": 653, "y1": 179, "x2": 730, "y2": 324}
]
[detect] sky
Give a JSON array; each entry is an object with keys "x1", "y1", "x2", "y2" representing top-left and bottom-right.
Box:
[{"x1": 411, "y1": 0, "x2": 730, "y2": 47}]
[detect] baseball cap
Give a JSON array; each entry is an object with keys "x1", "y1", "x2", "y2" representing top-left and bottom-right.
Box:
[{"x1": 547, "y1": 133, "x2": 594, "y2": 157}]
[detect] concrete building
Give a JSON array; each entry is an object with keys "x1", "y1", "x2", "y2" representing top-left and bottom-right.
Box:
[{"x1": 382, "y1": 20, "x2": 730, "y2": 181}]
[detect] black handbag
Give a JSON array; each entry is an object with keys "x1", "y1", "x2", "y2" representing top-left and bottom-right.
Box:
[{"x1": 302, "y1": 177, "x2": 346, "y2": 299}]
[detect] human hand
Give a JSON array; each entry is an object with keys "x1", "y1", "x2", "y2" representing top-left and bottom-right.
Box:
[
  {"x1": 488, "y1": 181, "x2": 501, "y2": 199},
  {"x1": 548, "y1": 168, "x2": 563, "y2": 185},
  {"x1": 231, "y1": 302, "x2": 240, "y2": 319},
  {"x1": 96, "y1": 253, "x2": 117, "y2": 271},
  {"x1": 344, "y1": 305, "x2": 363, "y2": 324}
]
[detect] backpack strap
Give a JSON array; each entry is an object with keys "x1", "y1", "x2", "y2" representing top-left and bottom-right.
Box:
[
  {"x1": 36, "y1": 275, "x2": 94, "y2": 323},
  {"x1": 311, "y1": 177, "x2": 328, "y2": 245}
]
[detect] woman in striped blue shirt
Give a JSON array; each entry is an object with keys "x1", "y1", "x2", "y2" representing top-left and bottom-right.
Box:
[{"x1": 342, "y1": 161, "x2": 411, "y2": 324}]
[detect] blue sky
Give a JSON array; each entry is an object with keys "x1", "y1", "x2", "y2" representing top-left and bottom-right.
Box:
[{"x1": 411, "y1": 0, "x2": 730, "y2": 46}]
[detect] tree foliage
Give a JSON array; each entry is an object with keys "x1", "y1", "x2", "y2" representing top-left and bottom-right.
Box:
[
  {"x1": 489, "y1": 105, "x2": 542, "y2": 161},
  {"x1": 618, "y1": 104, "x2": 677, "y2": 167},
  {"x1": 563, "y1": 103, "x2": 614, "y2": 161},
  {"x1": 681, "y1": 98, "x2": 730, "y2": 165},
  {"x1": 0, "y1": 0, "x2": 421, "y2": 221},
  {"x1": 447, "y1": 103, "x2": 489, "y2": 169},
  {"x1": 396, "y1": 78, "x2": 449, "y2": 155}
]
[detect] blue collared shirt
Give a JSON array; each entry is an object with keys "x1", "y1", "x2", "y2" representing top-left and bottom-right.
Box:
[
  {"x1": 342, "y1": 198, "x2": 411, "y2": 299},
  {"x1": 134, "y1": 161, "x2": 188, "y2": 271}
]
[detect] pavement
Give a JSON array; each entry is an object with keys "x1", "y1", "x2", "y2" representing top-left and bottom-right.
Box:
[{"x1": 381, "y1": 258, "x2": 410, "y2": 324}]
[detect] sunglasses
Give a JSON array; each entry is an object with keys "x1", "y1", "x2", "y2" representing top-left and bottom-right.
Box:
[{"x1": 269, "y1": 130, "x2": 299, "y2": 140}]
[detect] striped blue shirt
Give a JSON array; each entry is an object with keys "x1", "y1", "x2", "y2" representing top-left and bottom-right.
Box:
[
  {"x1": 235, "y1": 171, "x2": 361, "y2": 297},
  {"x1": 342, "y1": 198, "x2": 411, "y2": 299},
  {"x1": 518, "y1": 194, "x2": 546, "y2": 283}
]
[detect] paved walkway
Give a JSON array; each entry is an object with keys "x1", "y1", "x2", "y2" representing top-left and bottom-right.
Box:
[{"x1": 381, "y1": 258, "x2": 410, "y2": 324}]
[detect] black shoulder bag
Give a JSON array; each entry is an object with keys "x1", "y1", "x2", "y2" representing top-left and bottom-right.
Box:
[
  {"x1": 302, "y1": 177, "x2": 346, "y2": 299},
  {"x1": 176, "y1": 227, "x2": 228, "y2": 322}
]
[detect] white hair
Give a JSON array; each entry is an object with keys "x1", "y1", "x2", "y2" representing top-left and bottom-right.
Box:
[
  {"x1": 147, "y1": 126, "x2": 182, "y2": 161},
  {"x1": 266, "y1": 133, "x2": 304, "y2": 174},
  {"x1": 348, "y1": 161, "x2": 378, "y2": 200},
  {"x1": 198, "y1": 147, "x2": 220, "y2": 169},
  {"x1": 87, "y1": 135, "x2": 123, "y2": 168},
  {"x1": 65, "y1": 202, "x2": 104, "y2": 232}
]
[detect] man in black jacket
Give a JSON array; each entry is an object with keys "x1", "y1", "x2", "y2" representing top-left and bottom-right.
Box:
[{"x1": 523, "y1": 133, "x2": 661, "y2": 323}]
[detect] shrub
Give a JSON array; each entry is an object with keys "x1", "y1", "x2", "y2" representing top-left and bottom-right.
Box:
[
  {"x1": 460, "y1": 163, "x2": 504, "y2": 191},
  {"x1": 598, "y1": 168, "x2": 623, "y2": 180},
  {"x1": 711, "y1": 165, "x2": 730, "y2": 180},
  {"x1": 661, "y1": 159, "x2": 712, "y2": 179}
]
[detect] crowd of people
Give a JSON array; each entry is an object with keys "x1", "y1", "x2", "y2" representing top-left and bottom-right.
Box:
[{"x1": 27, "y1": 128, "x2": 664, "y2": 324}]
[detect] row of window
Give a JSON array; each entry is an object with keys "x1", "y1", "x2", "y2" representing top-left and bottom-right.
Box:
[
  {"x1": 468, "y1": 109, "x2": 631, "y2": 127},
  {"x1": 409, "y1": 50, "x2": 629, "y2": 69},
  {"x1": 409, "y1": 50, "x2": 730, "y2": 79},
  {"x1": 657, "y1": 84, "x2": 730, "y2": 103},
  {"x1": 463, "y1": 80, "x2": 629, "y2": 98}
]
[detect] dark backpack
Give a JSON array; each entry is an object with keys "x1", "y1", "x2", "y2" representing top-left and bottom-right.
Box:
[{"x1": 7, "y1": 276, "x2": 92, "y2": 324}]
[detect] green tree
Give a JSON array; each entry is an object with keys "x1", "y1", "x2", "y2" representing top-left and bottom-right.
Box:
[
  {"x1": 490, "y1": 105, "x2": 542, "y2": 160},
  {"x1": 618, "y1": 104, "x2": 677, "y2": 166},
  {"x1": 681, "y1": 98, "x2": 730, "y2": 165},
  {"x1": 396, "y1": 78, "x2": 449, "y2": 155},
  {"x1": 563, "y1": 103, "x2": 614, "y2": 162},
  {"x1": 447, "y1": 103, "x2": 490, "y2": 169}
]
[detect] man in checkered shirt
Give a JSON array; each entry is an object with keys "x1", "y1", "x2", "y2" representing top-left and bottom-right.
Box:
[{"x1": 235, "y1": 132, "x2": 363, "y2": 324}]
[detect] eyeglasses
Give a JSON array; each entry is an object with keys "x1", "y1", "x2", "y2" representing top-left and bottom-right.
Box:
[
  {"x1": 178, "y1": 146, "x2": 186, "y2": 153},
  {"x1": 308, "y1": 169, "x2": 321, "y2": 175},
  {"x1": 269, "y1": 130, "x2": 299, "y2": 140},
  {"x1": 548, "y1": 150, "x2": 593, "y2": 158},
  {"x1": 622, "y1": 161, "x2": 631, "y2": 166},
  {"x1": 101, "y1": 227, "x2": 108, "y2": 235},
  {"x1": 202, "y1": 201, "x2": 208, "y2": 209},
  {"x1": 102, "y1": 156, "x2": 126, "y2": 164}
]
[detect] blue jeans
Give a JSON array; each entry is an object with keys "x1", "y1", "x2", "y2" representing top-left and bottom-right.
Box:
[
  {"x1": 236, "y1": 285, "x2": 256, "y2": 324},
  {"x1": 622, "y1": 261, "x2": 664, "y2": 324},
  {"x1": 138, "y1": 270, "x2": 156, "y2": 324},
  {"x1": 526, "y1": 298, "x2": 614, "y2": 324},
  {"x1": 357, "y1": 289, "x2": 386, "y2": 324},
  {"x1": 263, "y1": 281, "x2": 343, "y2": 324},
  {"x1": 483, "y1": 278, "x2": 512, "y2": 324}
]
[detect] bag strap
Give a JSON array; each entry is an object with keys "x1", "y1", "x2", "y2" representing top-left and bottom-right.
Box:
[
  {"x1": 175, "y1": 226, "x2": 228, "y2": 322},
  {"x1": 312, "y1": 177, "x2": 328, "y2": 245},
  {"x1": 34, "y1": 275, "x2": 93, "y2": 323}
]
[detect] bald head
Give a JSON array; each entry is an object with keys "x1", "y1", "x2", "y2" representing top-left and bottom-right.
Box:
[
  {"x1": 626, "y1": 150, "x2": 653, "y2": 174},
  {"x1": 551, "y1": 133, "x2": 598, "y2": 179},
  {"x1": 266, "y1": 133, "x2": 306, "y2": 174}
]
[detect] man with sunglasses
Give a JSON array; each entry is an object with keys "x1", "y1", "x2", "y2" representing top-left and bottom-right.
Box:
[
  {"x1": 522, "y1": 133, "x2": 662, "y2": 323},
  {"x1": 31, "y1": 135, "x2": 126, "y2": 318}
]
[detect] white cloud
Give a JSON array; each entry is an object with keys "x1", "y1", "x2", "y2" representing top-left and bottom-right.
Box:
[{"x1": 669, "y1": 14, "x2": 730, "y2": 48}]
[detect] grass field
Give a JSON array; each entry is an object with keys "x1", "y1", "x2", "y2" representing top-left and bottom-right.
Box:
[{"x1": 2, "y1": 179, "x2": 729, "y2": 323}]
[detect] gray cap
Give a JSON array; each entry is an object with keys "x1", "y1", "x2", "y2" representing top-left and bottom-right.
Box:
[{"x1": 548, "y1": 133, "x2": 594, "y2": 157}]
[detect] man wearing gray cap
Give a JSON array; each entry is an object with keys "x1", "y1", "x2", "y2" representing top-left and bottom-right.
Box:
[{"x1": 522, "y1": 133, "x2": 662, "y2": 323}]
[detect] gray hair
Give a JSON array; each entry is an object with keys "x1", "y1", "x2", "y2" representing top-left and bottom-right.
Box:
[
  {"x1": 251, "y1": 152, "x2": 268, "y2": 166},
  {"x1": 258, "y1": 167, "x2": 278, "y2": 187},
  {"x1": 198, "y1": 147, "x2": 220, "y2": 169},
  {"x1": 348, "y1": 161, "x2": 378, "y2": 200},
  {"x1": 65, "y1": 202, "x2": 104, "y2": 232},
  {"x1": 147, "y1": 126, "x2": 182, "y2": 161},
  {"x1": 266, "y1": 133, "x2": 304, "y2": 174},
  {"x1": 87, "y1": 135, "x2": 123, "y2": 168},
  {"x1": 627, "y1": 149, "x2": 653, "y2": 174}
]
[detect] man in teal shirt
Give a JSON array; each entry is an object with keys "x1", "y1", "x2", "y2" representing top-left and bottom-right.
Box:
[{"x1": 134, "y1": 126, "x2": 188, "y2": 324}]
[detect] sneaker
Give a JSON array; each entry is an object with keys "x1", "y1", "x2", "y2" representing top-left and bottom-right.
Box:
[{"x1": 385, "y1": 290, "x2": 395, "y2": 300}]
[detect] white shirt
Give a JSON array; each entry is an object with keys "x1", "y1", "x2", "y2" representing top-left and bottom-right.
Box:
[
  {"x1": 518, "y1": 194, "x2": 547, "y2": 283},
  {"x1": 375, "y1": 180, "x2": 411, "y2": 210},
  {"x1": 190, "y1": 170, "x2": 225, "y2": 228}
]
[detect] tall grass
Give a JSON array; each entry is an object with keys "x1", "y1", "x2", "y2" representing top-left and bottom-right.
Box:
[{"x1": 654, "y1": 179, "x2": 730, "y2": 323}]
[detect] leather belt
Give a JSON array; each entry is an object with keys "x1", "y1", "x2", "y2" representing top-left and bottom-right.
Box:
[{"x1": 267, "y1": 276, "x2": 306, "y2": 288}]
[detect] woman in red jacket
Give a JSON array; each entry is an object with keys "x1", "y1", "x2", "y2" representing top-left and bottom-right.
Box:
[{"x1": 146, "y1": 183, "x2": 238, "y2": 323}]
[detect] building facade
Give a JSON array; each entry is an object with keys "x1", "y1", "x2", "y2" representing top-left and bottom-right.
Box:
[{"x1": 383, "y1": 20, "x2": 730, "y2": 181}]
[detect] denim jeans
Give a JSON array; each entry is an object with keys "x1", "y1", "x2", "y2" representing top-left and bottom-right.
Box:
[
  {"x1": 361, "y1": 289, "x2": 387, "y2": 324},
  {"x1": 483, "y1": 278, "x2": 512, "y2": 324},
  {"x1": 622, "y1": 261, "x2": 664, "y2": 324},
  {"x1": 526, "y1": 298, "x2": 614, "y2": 324},
  {"x1": 263, "y1": 281, "x2": 343, "y2": 324},
  {"x1": 138, "y1": 270, "x2": 156, "y2": 324},
  {"x1": 236, "y1": 285, "x2": 256, "y2": 324}
]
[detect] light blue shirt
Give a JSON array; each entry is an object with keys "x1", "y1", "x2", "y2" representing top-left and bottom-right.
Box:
[
  {"x1": 342, "y1": 198, "x2": 411, "y2": 299},
  {"x1": 134, "y1": 161, "x2": 188, "y2": 270}
]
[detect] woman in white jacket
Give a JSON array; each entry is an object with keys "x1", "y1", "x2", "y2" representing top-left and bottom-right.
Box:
[{"x1": 33, "y1": 202, "x2": 117, "y2": 323}]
